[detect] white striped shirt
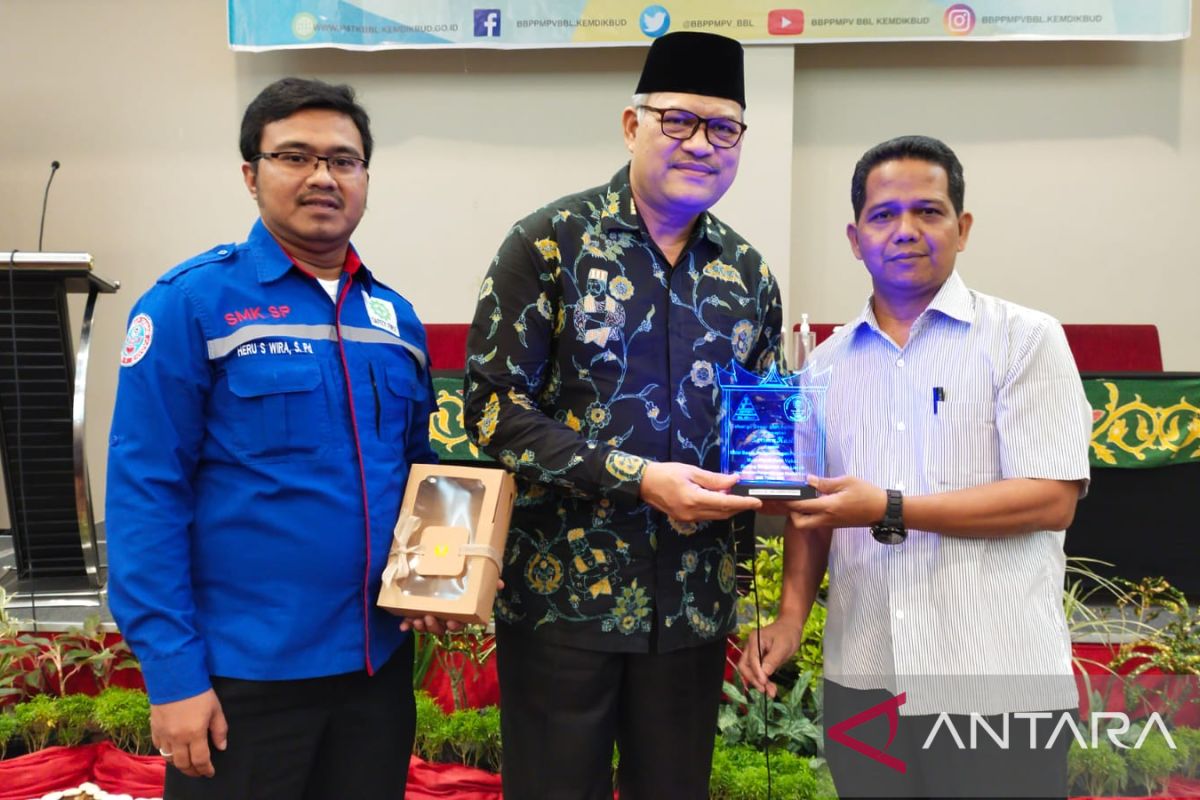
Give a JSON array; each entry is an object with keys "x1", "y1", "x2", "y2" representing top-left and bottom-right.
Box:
[{"x1": 809, "y1": 271, "x2": 1092, "y2": 715}]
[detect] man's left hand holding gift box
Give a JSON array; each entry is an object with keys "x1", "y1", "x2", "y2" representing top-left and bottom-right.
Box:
[{"x1": 106, "y1": 78, "x2": 461, "y2": 799}]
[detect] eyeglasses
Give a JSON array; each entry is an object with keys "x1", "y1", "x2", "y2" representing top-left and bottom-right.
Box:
[
  {"x1": 637, "y1": 106, "x2": 747, "y2": 149},
  {"x1": 252, "y1": 151, "x2": 369, "y2": 178}
]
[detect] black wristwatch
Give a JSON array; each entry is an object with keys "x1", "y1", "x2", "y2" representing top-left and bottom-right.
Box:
[{"x1": 871, "y1": 489, "x2": 907, "y2": 545}]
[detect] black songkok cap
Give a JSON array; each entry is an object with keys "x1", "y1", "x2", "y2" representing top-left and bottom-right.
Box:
[{"x1": 635, "y1": 31, "x2": 746, "y2": 109}]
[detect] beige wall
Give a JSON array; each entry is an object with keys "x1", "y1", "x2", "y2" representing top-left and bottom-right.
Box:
[
  {"x1": 791, "y1": 37, "x2": 1199, "y2": 370},
  {"x1": 0, "y1": 1, "x2": 1196, "y2": 514}
]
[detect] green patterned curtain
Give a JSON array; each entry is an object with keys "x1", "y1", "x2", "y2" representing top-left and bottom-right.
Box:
[
  {"x1": 429, "y1": 376, "x2": 490, "y2": 463},
  {"x1": 430, "y1": 375, "x2": 1200, "y2": 469},
  {"x1": 1084, "y1": 378, "x2": 1200, "y2": 468}
]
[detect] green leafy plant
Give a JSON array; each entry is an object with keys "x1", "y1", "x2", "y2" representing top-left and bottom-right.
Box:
[
  {"x1": 736, "y1": 537, "x2": 828, "y2": 681},
  {"x1": 1063, "y1": 558, "x2": 1157, "y2": 656},
  {"x1": 442, "y1": 705, "x2": 502, "y2": 771},
  {"x1": 724, "y1": 538, "x2": 827, "y2": 769},
  {"x1": 12, "y1": 694, "x2": 59, "y2": 752},
  {"x1": 0, "y1": 590, "x2": 39, "y2": 703},
  {"x1": 1067, "y1": 739, "x2": 1129, "y2": 797},
  {"x1": 611, "y1": 744, "x2": 620, "y2": 792},
  {"x1": 737, "y1": 537, "x2": 787, "y2": 625},
  {"x1": 1111, "y1": 576, "x2": 1200, "y2": 677},
  {"x1": 427, "y1": 625, "x2": 496, "y2": 711},
  {"x1": 1125, "y1": 732, "x2": 1182, "y2": 795},
  {"x1": 55, "y1": 693, "x2": 97, "y2": 747},
  {"x1": 1064, "y1": 560, "x2": 1200, "y2": 733},
  {"x1": 413, "y1": 690, "x2": 447, "y2": 761},
  {"x1": 709, "y1": 738, "x2": 832, "y2": 800},
  {"x1": 718, "y1": 673, "x2": 822, "y2": 758},
  {"x1": 0, "y1": 588, "x2": 19, "y2": 639},
  {"x1": 16, "y1": 632, "x2": 93, "y2": 697},
  {"x1": 1064, "y1": 567, "x2": 1200, "y2": 679},
  {"x1": 0, "y1": 634, "x2": 39, "y2": 703},
  {"x1": 68, "y1": 616, "x2": 139, "y2": 692},
  {"x1": 92, "y1": 686, "x2": 152, "y2": 754},
  {"x1": 1174, "y1": 726, "x2": 1200, "y2": 778},
  {"x1": 412, "y1": 632, "x2": 439, "y2": 690},
  {"x1": 412, "y1": 691, "x2": 502, "y2": 773},
  {"x1": 1068, "y1": 574, "x2": 1200, "y2": 729},
  {"x1": 2, "y1": 617, "x2": 139, "y2": 702},
  {"x1": 0, "y1": 711, "x2": 16, "y2": 759}
]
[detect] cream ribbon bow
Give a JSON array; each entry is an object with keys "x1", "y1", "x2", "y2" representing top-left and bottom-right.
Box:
[
  {"x1": 382, "y1": 512, "x2": 503, "y2": 587},
  {"x1": 382, "y1": 512, "x2": 423, "y2": 586}
]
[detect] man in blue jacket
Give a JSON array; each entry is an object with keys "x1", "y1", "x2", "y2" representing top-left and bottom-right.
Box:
[{"x1": 107, "y1": 77, "x2": 444, "y2": 798}]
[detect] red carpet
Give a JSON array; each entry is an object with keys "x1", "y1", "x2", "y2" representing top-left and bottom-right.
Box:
[
  {"x1": 0, "y1": 744, "x2": 502, "y2": 800},
  {"x1": 2, "y1": 743, "x2": 1198, "y2": 799}
]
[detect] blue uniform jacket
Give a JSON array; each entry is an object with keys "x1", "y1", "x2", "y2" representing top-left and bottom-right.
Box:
[{"x1": 106, "y1": 219, "x2": 436, "y2": 704}]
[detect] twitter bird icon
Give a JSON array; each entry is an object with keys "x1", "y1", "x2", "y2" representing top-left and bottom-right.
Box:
[{"x1": 639, "y1": 5, "x2": 670, "y2": 38}]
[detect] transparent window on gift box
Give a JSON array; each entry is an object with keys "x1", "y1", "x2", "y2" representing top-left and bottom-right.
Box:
[{"x1": 398, "y1": 475, "x2": 487, "y2": 601}]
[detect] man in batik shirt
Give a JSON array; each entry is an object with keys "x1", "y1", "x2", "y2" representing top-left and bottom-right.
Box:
[{"x1": 462, "y1": 31, "x2": 784, "y2": 800}]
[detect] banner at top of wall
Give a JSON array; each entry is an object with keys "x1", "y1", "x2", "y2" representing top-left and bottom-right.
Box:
[{"x1": 228, "y1": 0, "x2": 1190, "y2": 51}]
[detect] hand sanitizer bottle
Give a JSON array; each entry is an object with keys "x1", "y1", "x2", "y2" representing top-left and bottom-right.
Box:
[{"x1": 794, "y1": 313, "x2": 816, "y2": 369}]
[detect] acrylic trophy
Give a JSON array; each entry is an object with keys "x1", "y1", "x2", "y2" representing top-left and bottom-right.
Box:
[{"x1": 716, "y1": 362, "x2": 828, "y2": 500}]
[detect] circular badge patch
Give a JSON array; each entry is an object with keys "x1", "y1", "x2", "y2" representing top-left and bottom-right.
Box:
[
  {"x1": 120, "y1": 313, "x2": 154, "y2": 367},
  {"x1": 784, "y1": 392, "x2": 812, "y2": 424}
]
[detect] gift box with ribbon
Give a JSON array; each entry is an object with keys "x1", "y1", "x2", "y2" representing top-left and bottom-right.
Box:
[{"x1": 378, "y1": 464, "x2": 516, "y2": 624}]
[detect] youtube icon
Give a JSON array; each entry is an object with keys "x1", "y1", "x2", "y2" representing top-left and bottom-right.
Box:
[{"x1": 768, "y1": 9, "x2": 804, "y2": 35}]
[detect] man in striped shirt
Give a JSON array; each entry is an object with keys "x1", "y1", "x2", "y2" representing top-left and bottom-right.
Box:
[{"x1": 739, "y1": 135, "x2": 1091, "y2": 797}]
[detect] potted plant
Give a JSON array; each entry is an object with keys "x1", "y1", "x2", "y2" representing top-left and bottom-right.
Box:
[
  {"x1": 92, "y1": 686, "x2": 152, "y2": 755},
  {"x1": 1067, "y1": 739, "x2": 1129, "y2": 797}
]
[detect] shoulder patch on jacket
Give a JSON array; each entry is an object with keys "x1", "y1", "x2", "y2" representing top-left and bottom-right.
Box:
[{"x1": 160, "y1": 243, "x2": 238, "y2": 284}]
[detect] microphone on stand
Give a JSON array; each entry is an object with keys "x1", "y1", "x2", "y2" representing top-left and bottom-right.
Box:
[{"x1": 38, "y1": 160, "x2": 61, "y2": 251}]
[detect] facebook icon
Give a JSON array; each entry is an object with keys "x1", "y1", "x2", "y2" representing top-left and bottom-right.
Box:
[{"x1": 474, "y1": 9, "x2": 501, "y2": 37}]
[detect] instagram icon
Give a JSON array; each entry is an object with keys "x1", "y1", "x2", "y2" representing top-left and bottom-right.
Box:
[{"x1": 944, "y1": 3, "x2": 975, "y2": 35}]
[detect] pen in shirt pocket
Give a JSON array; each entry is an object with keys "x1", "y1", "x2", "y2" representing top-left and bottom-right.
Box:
[{"x1": 933, "y1": 386, "x2": 945, "y2": 415}]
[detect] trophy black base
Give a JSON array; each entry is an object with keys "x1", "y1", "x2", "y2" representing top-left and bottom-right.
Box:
[{"x1": 731, "y1": 481, "x2": 817, "y2": 500}]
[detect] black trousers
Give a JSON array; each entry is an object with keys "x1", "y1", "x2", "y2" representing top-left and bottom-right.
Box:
[
  {"x1": 165, "y1": 637, "x2": 415, "y2": 800},
  {"x1": 495, "y1": 622, "x2": 727, "y2": 800},
  {"x1": 824, "y1": 682, "x2": 1072, "y2": 799}
]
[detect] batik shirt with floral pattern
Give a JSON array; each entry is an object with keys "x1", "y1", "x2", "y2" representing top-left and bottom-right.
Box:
[{"x1": 463, "y1": 165, "x2": 783, "y2": 653}]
